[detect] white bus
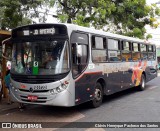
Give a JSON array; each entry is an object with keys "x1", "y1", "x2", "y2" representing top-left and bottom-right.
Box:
[{"x1": 3, "y1": 23, "x2": 157, "y2": 107}]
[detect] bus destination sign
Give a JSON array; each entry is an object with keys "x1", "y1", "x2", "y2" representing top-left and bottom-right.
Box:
[
  {"x1": 12, "y1": 24, "x2": 68, "y2": 38},
  {"x1": 23, "y1": 28, "x2": 55, "y2": 36}
]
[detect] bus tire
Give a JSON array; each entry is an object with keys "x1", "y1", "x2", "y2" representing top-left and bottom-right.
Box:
[
  {"x1": 91, "y1": 83, "x2": 103, "y2": 108},
  {"x1": 138, "y1": 74, "x2": 146, "y2": 91}
]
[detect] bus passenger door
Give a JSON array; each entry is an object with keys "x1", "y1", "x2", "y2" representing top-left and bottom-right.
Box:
[{"x1": 71, "y1": 32, "x2": 91, "y2": 105}]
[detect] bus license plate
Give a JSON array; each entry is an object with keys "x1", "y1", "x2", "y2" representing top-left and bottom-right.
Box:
[{"x1": 27, "y1": 95, "x2": 38, "y2": 101}]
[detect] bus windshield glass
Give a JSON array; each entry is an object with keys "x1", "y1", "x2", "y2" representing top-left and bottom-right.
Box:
[{"x1": 11, "y1": 40, "x2": 69, "y2": 75}]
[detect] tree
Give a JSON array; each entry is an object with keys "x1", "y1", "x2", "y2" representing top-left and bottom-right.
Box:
[
  {"x1": 111, "y1": 0, "x2": 160, "y2": 39},
  {"x1": 0, "y1": 0, "x2": 51, "y2": 30},
  {"x1": 52, "y1": 0, "x2": 160, "y2": 39},
  {"x1": 55, "y1": 0, "x2": 116, "y2": 28}
]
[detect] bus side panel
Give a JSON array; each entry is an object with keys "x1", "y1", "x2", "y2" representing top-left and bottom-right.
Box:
[
  {"x1": 145, "y1": 66, "x2": 157, "y2": 82},
  {"x1": 74, "y1": 71, "x2": 124, "y2": 105},
  {"x1": 104, "y1": 71, "x2": 124, "y2": 93},
  {"x1": 75, "y1": 72, "x2": 102, "y2": 105}
]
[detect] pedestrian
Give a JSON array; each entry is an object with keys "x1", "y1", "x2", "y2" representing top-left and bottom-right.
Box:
[
  {"x1": 4, "y1": 69, "x2": 11, "y2": 104},
  {"x1": 4, "y1": 69, "x2": 25, "y2": 110}
]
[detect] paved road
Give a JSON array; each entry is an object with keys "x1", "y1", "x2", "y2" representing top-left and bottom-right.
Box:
[{"x1": 0, "y1": 76, "x2": 160, "y2": 131}]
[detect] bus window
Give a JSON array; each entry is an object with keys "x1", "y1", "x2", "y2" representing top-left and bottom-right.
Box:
[
  {"x1": 122, "y1": 41, "x2": 132, "y2": 61},
  {"x1": 132, "y1": 43, "x2": 141, "y2": 61},
  {"x1": 141, "y1": 44, "x2": 147, "y2": 52},
  {"x1": 141, "y1": 44, "x2": 148, "y2": 60},
  {"x1": 148, "y1": 45, "x2": 153, "y2": 52},
  {"x1": 107, "y1": 39, "x2": 121, "y2": 62},
  {"x1": 92, "y1": 36, "x2": 107, "y2": 62},
  {"x1": 71, "y1": 33, "x2": 88, "y2": 77},
  {"x1": 148, "y1": 45, "x2": 154, "y2": 60},
  {"x1": 153, "y1": 45, "x2": 156, "y2": 60},
  {"x1": 72, "y1": 44, "x2": 88, "y2": 77},
  {"x1": 153, "y1": 45, "x2": 156, "y2": 52}
]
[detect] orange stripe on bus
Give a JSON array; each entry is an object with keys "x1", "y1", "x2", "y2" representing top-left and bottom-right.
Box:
[{"x1": 75, "y1": 71, "x2": 102, "y2": 82}]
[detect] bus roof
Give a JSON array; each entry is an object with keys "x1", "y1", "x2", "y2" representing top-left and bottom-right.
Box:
[
  {"x1": 63, "y1": 23, "x2": 152, "y2": 44},
  {"x1": 12, "y1": 23, "x2": 154, "y2": 45}
]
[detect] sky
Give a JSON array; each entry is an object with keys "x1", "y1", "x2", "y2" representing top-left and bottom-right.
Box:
[
  {"x1": 146, "y1": 0, "x2": 159, "y2": 4},
  {"x1": 43, "y1": 0, "x2": 160, "y2": 46},
  {"x1": 145, "y1": 0, "x2": 160, "y2": 46}
]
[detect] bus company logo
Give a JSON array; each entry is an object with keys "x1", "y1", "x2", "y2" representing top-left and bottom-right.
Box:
[{"x1": 29, "y1": 87, "x2": 34, "y2": 93}]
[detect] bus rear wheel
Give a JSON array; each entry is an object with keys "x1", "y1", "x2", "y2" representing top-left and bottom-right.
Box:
[
  {"x1": 138, "y1": 74, "x2": 146, "y2": 91},
  {"x1": 91, "y1": 83, "x2": 103, "y2": 108}
]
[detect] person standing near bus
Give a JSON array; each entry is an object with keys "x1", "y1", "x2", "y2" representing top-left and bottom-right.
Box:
[
  {"x1": 4, "y1": 69, "x2": 25, "y2": 110},
  {"x1": 4, "y1": 69, "x2": 11, "y2": 104}
]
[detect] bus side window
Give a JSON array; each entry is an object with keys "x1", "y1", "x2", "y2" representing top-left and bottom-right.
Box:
[
  {"x1": 141, "y1": 44, "x2": 148, "y2": 60},
  {"x1": 92, "y1": 36, "x2": 108, "y2": 62},
  {"x1": 121, "y1": 41, "x2": 132, "y2": 62},
  {"x1": 107, "y1": 39, "x2": 121, "y2": 62},
  {"x1": 148, "y1": 45, "x2": 154, "y2": 60},
  {"x1": 153, "y1": 45, "x2": 156, "y2": 60},
  {"x1": 132, "y1": 43, "x2": 141, "y2": 61}
]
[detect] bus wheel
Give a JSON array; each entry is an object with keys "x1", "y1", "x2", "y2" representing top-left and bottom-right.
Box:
[
  {"x1": 138, "y1": 74, "x2": 146, "y2": 91},
  {"x1": 91, "y1": 83, "x2": 103, "y2": 108}
]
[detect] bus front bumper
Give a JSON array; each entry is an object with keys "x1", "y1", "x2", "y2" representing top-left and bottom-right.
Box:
[{"x1": 9, "y1": 88, "x2": 75, "y2": 107}]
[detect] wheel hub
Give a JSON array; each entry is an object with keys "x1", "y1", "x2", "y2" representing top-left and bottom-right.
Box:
[{"x1": 95, "y1": 89, "x2": 102, "y2": 101}]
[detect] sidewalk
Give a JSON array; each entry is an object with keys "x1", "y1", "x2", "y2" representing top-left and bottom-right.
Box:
[{"x1": 0, "y1": 97, "x2": 19, "y2": 112}]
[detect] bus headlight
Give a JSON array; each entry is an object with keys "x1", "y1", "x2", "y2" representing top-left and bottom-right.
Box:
[
  {"x1": 56, "y1": 87, "x2": 62, "y2": 93},
  {"x1": 50, "y1": 89, "x2": 55, "y2": 95},
  {"x1": 50, "y1": 81, "x2": 69, "y2": 95},
  {"x1": 56, "y1": 84, "x2": 67, "y2": 93}
]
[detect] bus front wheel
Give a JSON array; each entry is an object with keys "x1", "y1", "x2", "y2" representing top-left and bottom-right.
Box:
[
  {"x1": 138, "y1": 74, "x2": 146, "y2": 91},
  {"x1": 91, "y1": 83, "x2": 103, "y2": 108}
]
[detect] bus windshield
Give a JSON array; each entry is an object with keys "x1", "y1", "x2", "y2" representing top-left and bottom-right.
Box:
[{"x1": 11, "y1": 40, "x2": 69, "y2": 75}]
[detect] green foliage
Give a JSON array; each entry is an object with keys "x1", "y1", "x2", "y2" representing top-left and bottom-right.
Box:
[
  {"x1": 0, "y1": 0, "x2": 51, "y2": 30},
  {"x1": 51, "y1": 0, "x2": 160, "y2": 39},
  {"x1": 1, "y1": 0, "x2": 159, "y2": 40},
  {"x1": 146, "y1": 34, "x2": 152, "y2": 40}
]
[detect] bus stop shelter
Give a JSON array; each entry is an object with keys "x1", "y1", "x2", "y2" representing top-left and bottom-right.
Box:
[{"x1": 0, "y1": 30, "x2": 11, "y2": 101}]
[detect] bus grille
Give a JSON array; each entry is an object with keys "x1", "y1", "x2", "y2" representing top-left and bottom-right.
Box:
[
  {"x1": 19, "y1": 89, "x2": 49, "y2": 93},
  {"x1": 11, "y1": 76, "x2": 57, "y2": 84},
  {"x1": 10, "y1": 73, "x2": 68, "y2": 84}
]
